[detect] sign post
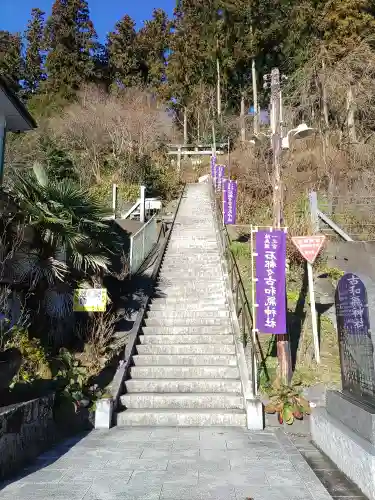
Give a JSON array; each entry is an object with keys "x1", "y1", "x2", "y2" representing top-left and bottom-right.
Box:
[{"x1": 292, "y1": 235, "x2": 326, "y2": 364}]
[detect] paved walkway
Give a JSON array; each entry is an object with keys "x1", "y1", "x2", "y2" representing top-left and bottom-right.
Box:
[{"x1": 0, "y1": 427, "x2": 333, "y2": 500}]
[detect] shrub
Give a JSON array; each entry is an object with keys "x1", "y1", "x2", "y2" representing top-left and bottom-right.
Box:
[{"x1": 5, "y1": 327, "x2": 52, "y2": 384}]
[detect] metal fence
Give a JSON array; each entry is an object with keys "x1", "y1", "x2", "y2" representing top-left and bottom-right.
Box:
[
  {"x1": 129, "y1": 214, "x2": 158, "y2": 275},
  {"x1": 314, "y1": 192, "x2": 375, "y2": 241}
]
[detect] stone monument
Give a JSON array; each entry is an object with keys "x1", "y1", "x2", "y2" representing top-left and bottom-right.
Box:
[{"x1": 311, "y1": 272, "x2": 375, "y2": 499}]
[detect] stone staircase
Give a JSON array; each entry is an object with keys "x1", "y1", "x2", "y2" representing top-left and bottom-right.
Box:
[{"x1": 116, "y1": 183, "x2": 251, "y2": 427}]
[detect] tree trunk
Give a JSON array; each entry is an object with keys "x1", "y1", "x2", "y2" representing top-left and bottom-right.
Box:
[
  {"x1": 197, "y1": 110, "x2": 200, "y2": 144},
  {"x1": 321, "y1": 60, "x2": 329, "y2": 129},
  {"x1": 252, "y1": 58, "x2": 259, "y2": 135},
  {"x1": 183, "y1": 107, "x2": 188, "y2": 146},
  {"x1": 216, "y1": 57, "x2": 221, "y2": 118},
  {"x1": 240, "y1": 92, "x2": 246, "y2": 143},
  {"x1": 347, "y1": 86, "x2": 357, "y2": 143}
]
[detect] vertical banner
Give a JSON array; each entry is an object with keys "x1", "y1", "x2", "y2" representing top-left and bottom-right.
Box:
[
  {"x1": 215, "y1": 165, "x2": 225, "y2": 192},
  {"x1": 255, "y1": 230, "x2": 287, "y2": 334},
  {"x1": 223, "y1": 179, "x2": 237, "y2": 224},
  {"x1": 210, "y1": 155, "x2": 217, "y2": 182}
]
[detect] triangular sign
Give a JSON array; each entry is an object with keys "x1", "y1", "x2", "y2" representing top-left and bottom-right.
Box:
[{"x1": 292, "y1": 235, "x2": 326, "y2": 264}]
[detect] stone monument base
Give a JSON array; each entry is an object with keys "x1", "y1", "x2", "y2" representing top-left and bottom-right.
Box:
[{"x1": 311, "y1": 391, "x2": 375, "y2": 500}]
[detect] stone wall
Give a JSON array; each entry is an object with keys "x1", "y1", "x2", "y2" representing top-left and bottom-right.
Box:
[{"x1": 0, "y1": 394, "x2": 56, "y2": 480}]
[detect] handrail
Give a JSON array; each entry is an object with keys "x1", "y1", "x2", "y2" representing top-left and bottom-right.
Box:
[
  {"x1": 129, "y1": 214, "x2": 158, "y2": 275},
  {"x1": 109, "y1": 185, "x2": 186, "y2": 410},
  {"x1": 210, "y1": 182, "x2": 266, "y2": 396}
]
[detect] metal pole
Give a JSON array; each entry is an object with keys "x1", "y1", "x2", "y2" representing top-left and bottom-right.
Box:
[
  {"x1": 0, "y1": 117, "x2": 6, "y2": 186},
  {"x1": 112, "y1": 183, "x2": 117, "y2": 215},
  {"x1": 140, "y1": 185, "x2": 146, "y2": 224},
  {"x1": 271, "y1": 67, "x2": 292, "y2": 385},
  {"x1": 307, "y1": 261, "x2": 320, "y2": 364}
]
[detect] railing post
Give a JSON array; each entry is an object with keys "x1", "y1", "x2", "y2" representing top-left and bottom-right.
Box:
[
  {"x1": 129, "y1": 235, "x2": 134, "y2": 276},
  {"x1": 140, "y1": 185, "x2": 146, "y2": 223}
]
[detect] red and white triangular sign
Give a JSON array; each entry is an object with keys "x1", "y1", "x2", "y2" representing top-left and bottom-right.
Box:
[{"x1": 292, "y1": 235, "x2": 326, "y2": 264}]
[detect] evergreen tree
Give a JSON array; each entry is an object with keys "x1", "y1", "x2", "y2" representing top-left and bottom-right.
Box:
[
  {"x1": 318, "y1": 0, "x2": 375, "y2": 57},
  {"x1": 24, "y1": 8, "x2": 45, "y2": 96},
  {"x1": 107, "y1": 15, "x2": 142, "y2": 87},
  {"x1": 0, "y1": 31, "x2": 23, "y2": 91},
  {"x1": 137, "y1": 9, "x2": 171, "y2": 94},
  {"x1": 44, "y1": 0, "x2": 97, "y2": 94}
]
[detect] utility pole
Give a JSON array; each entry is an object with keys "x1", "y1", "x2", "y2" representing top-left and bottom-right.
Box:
[{"x1": 265, "y1": 67, "x2": 292, "y2": 384}]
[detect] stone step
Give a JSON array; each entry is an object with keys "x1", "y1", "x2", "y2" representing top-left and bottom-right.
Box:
[
  {"x1": 120, "y1": 393, "x2": 244, "y2": 409},
  {"x1": 130, "y1": 365, "x2": 240, "y2": 379},
  {"x1": 125, "y1": 378, "x2": 242, "y2": 394},
  {"x1": 116, "y1": 409, "x2": 246, "y2": 427},
  {"x1": 157, "y1": 285, "x2": 226, "y2": 292},
  {"x1": 133, "y1": 354, "x2": 237, "y2": 366},
  {"x1": 149, "y1": 303, "x2": 227, "y2": 311},
  {"x1": 139, "y1": 334, "x2": 233, "y2": 345},
  {"x1": 154, "y1": 290, "x2": 226, "y2": 299},
  {"x1": 146, "y1": 310, "x2": 230, "y2": 319},
  {"x1": 144, "y1": 317, "x2": 231, "y2": 327},
  {"x1": 165, "y1": 251, "x2": 220, "y2": 257},
  {"x1": 160, "y1": 264, "x2": 221, "y2": 271},
  {"x1": 160, "y1": 272, "x2": 222, "y2": 279},
  {"x1": 136, "y1": 344, "x2": 236, "y2": 355},
  {"x1": 141, "y1": 326, "x2": 232, "y2": 335},
  {"x1": 150, "y1": 297, "x2": 227, "y2": 306}
]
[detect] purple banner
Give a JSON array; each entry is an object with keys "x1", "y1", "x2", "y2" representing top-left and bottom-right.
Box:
[
  {"x1": 215, "y1": 165, "x2": 225, "y2": 192},
  {"x1": 210, "y1": 155, "x2": 217, "y2": 181},
  {"x1": 255, "y1": 230, "x2": 287, "y2": 334},
  {"x1": 223, "y1": 179, "x2": 237, "y2": 224}
]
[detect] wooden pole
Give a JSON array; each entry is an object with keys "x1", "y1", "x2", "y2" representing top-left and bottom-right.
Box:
[{"x1": 271, "y1": 67, "x2": 292, "y2": 385}]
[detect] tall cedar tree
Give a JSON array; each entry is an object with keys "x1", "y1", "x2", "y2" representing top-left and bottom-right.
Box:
[
  {"x1": 137, "y1": 9, "x2": 171, "y2": 95},
  {"x1": 107, "y1": 15, "x2": 142, "y2": 88},
  {"x1": 166, "y1": 1, "x2": 212, "y2": 105},
  {"x1": 0, "y1": 31, "x2": 23, "y2": 91},
  {"x1": 24, "y1": 8, "x2": 45, "y2": 96},
  {"x1": 44, "y1": 0, "x2": 97, "y2": 94}
]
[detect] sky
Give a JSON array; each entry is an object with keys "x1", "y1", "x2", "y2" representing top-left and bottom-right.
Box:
[{"x1": 1, "y1": 0, "x2": 175, "y2": 41}]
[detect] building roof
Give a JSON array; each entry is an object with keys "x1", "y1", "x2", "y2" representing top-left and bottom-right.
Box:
[{"x1": 0, "y1": 76, "x2": 37, "y2": 132}]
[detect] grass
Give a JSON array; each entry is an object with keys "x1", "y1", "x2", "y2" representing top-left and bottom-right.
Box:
[{"x1": 228, "y1": 232, "x2": 341, "y2": 393}]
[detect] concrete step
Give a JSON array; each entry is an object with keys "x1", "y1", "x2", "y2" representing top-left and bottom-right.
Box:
[
  {"x1": 160, "y1": 273, "x2": 222, "y2": 279},
  {"x1": 146, "y1": 310, "x2": 230, "y2": 319},
  {"x1": 149, "y1": 303, "x2": 227, "y2": 311},
  {"x1": 139, "y1": 334, "x2": 234, "y2": 344},
  {"x1": 136, "y1": 343, "x2": 236, "y2": 355},
  {"x1": 156, "y1": 284, "x2": 226, "y2": 293},
  {"x1": 116, "y1": 409, "x2": 246, "y2": 427},
  {"x1": 160, "y1": 265, "x2": 221, "y2": 272},
  {"x1": 158, "y1": 278, "x2": 225, "y2": 284},
  {"x1": 150, "y1": 297, "x2": 227, "y2": 306},
  {"x1": 130, "y1": 365, "x2": 240, "y2": 379},
  {"x1": 144, "y1": 317, "x2": 231, "y2": 327},
  {"x1": 141, "y1": 326, "x2": 232, "y2": 335},
  {"x1": 154, "y1": 291, "x2": 226, "y2": 300},
  {"x1": 133, "y1": 354, "x2": 237, "y2": 366},
  {"x1": 120, "y1": 393, "x2": 244, "y2": 409}
]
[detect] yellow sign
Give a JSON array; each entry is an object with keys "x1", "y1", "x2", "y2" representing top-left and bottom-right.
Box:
[{"x1": 73, "y1": 288, "x2": 107, "y2": 312}]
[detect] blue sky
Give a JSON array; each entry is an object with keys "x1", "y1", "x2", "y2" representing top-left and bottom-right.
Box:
[{"x1": 1, "y1": 0, "x2": 175, "y2": 41}]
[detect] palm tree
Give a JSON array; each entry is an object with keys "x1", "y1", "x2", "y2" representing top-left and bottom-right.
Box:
[{"x1": 7, "y1": 163, "x2": 121, "y2": 346}]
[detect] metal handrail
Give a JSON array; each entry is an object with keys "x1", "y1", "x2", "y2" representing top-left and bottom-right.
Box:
[
  {"x1": 210, "y1": 183, "x2": 266, "y2": 396},
  {"x1": 129, "y1": 214, "x2": 158, "y2": 275}
]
